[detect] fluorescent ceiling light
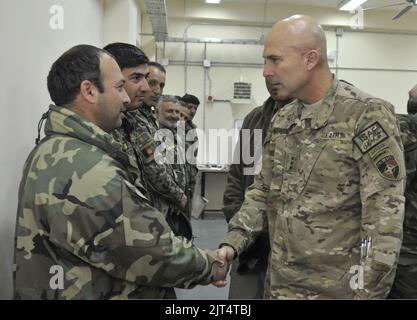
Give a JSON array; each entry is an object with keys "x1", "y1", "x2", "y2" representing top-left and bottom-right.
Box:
[
  {"x1": 205, "y1": 0, "x2": 221, "y2": 4},
  {"x1": 339, "y1": 0, "x2": 367, "y2": 11}
]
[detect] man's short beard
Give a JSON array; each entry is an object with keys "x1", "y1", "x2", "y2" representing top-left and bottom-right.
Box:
[{"x1": 159, "y1": 118, "x2": 177, "y2": 129}]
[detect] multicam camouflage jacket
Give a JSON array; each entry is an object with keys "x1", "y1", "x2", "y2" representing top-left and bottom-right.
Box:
[
  {"x1": 113, "y1": 108, "x2": 187, "y2": 211},
  {"x1": 14, "y1": 105, "x2": 221, "y2": 299},
  {"x1": 222, "y1": 78, "x2": 406, "y2": 299},
  {"x1": 389, "y1": 114, "x2": 417, "y2": 298}
]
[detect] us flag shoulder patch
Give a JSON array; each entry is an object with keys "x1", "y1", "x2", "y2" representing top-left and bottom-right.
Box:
[{"x1": 353, "y1": 121, "x2": 388, "y2": 154}]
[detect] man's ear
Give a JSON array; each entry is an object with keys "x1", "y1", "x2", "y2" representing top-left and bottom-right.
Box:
[
  {"x1": 79, "y1": 80, "x2": 99, "y2": 104},
  {"x1": 304, "y1": 50, "x2": 320, "y2": 71}
]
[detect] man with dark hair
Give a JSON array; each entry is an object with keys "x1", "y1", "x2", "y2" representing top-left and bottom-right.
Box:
[
  {"x1": 47, "y1": 46, "x2": 105, "y2": 107},
  {"x1": 180, "y1": 94, "x2": 201, "y2": 217},
  {"x1": 103, "y1": 42, "x2": 149, "y2": 110},
  {"x1": 181, "y1": 94, "x2": 200, "y2": 121},
  {"x1": 178, "y1": 100, "x2": 191, "y2": 122},
  {"x1": 104, "y1": 43, "x2": 189, "y2": 226},
  {"x1": 14, "y1": 44, "x2": 227, "y2": 299},
  {"x1": 143, "y1": 61, "x2": 166, "y2": 117}
]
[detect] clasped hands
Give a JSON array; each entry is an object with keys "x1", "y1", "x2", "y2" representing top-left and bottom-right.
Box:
[{"x1": 206, "y1": 245, "x2": 236, "y2": 288}]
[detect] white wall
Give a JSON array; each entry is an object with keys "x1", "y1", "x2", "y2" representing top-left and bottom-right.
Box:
[
  {"x1": 104, "y1": 0, "x2": 139, "y2": 45},
  {"x1": 337, "y1": 31, "x2": 417, "y2": 111},
  {"x1": 147, "y1": 18, "x2": 417, "y2": 164},
  {"x1": 0, "y1": 0, "x2": 104, "y2": 299}
]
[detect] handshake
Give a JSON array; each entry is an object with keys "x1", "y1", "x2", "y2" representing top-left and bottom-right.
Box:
[{"x1": 206, "y1": 245, "x2": 236, "y2": 288}]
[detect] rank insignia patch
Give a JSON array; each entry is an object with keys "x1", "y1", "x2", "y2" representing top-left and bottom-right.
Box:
[{"x1": 353, "y1": 122, "x2": 388, "y2": 154}]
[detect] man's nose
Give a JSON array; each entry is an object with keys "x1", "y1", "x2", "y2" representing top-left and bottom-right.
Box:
[
  {"x1": 263, "y1": 61, "x2": 274, "y2": 78},
  {"x1": 141, "y1": 78, "x2": 150, "y2": 92},
  {"x1": 122, "y1": 88, "x2": 131, "y2": 104},
  {"x1": 154, "y1": 85, "x2": 161, "y2": 95},
  {"x1": 173, "y1": 112, "x2": 180, "y2": 121}
]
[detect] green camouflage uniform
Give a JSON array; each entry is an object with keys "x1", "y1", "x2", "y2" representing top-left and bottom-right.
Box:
[
  {"x1": 124, "y1": 105, "x2": 187, "y2": 211},
  {"x1": 14, "y1": 105, "x2": 221, "y2": 300},
  {"x1": 156, "y1": 122, "x2": 193, "y2": 240},
  {"x1": 389, "y1": 114, "x2": 417, "y2": 298},
  {"x1": 221, "y1": 78, "x2": 406, "y2": 299},
  {"x1": 111, "y1": 111, "x2": 148, "y2": 194},
  {"x1": 185, "y1": 120, "x2": 199, "y2": 200}
]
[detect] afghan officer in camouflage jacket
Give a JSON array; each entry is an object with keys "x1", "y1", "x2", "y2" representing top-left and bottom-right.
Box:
[
  {"x1": 102, "y1": 43, "x2": 150, "y2": 192},
  {"x1": 389, "y1": 111, "x2": 417, "y2": 298},
  {"x1": 14, "y1": 45, "x2": 226, "y2": 300},
  {"x1": 177, "y1": 99, "x2": 198, "y2": 219},
  {"x1": 104, "y1": 43, "x2": 188, "y2": 214},
  {"x1": 155, "y1": 96, "x2": 193, "y2": 240},
  {"x1": 181, "y1": 94, "x2": 201, "y2": 202},
  {"x1": 217, "y1": 16, "x2": 405, "y2": 299},
  {"x1": 222, "y1": 78, "x2": 292, "y2": 299}
]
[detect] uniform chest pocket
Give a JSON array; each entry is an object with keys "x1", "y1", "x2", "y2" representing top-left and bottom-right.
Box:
[
  {"x1": 269, "y1": 137, "x2": 327, "y2": 195},
  {"x1": 293, "y1": 140, "x2": 328, "y2": 194},
  {"x1": 300, "y1": 139, "x2": 355, "y2": 195}
]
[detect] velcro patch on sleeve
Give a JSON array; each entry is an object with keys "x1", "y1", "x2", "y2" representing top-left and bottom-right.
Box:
[
  {"x1": 136, "y1": 132, "x2": 156, "y2": 160},
  {"x1": 372, "y1": 147, "x2": 401, "y2": 181},
  {"x1": 353, "y1": 121, "x2": 388, "y2": 154}
]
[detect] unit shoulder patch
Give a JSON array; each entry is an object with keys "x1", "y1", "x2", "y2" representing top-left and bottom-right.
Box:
[
  {"x1": 372, "y1": 147, "x2": 401, "y2": 181},
  {"x1": 353, "y1": 121, "x2": 388, "y2": 154}
]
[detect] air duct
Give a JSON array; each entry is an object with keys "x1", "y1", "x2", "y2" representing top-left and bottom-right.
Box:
[{"x1": 144, "y1": 0, "x2": 168, "y2": 42}]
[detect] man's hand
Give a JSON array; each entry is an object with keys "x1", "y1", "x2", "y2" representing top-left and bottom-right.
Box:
[
  {"x1": 211, "y1": 246, "x2": 236, "y2": 288},
  {"x1": 204, "y1": 249, "x2": 231, "y2": 288},
  {"x1": 217, "y1": 245, "x2": 235, "y2": 263},
  {"x1": 179, "y1": 194, "x2": 188, "y2": 210}
]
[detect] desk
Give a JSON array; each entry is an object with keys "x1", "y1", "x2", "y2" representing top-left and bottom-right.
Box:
[{"x1": 198, "y1": 167, "x2": 229, "y2": 219}]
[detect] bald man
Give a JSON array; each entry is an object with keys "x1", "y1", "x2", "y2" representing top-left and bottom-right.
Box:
[{"x1": 217, "y1": 15, "x2": 405, "y2": 299}]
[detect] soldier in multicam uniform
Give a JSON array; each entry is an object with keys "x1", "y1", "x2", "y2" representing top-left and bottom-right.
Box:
[
  {"x1": 216, "y1": 16, "x2": 405, "y2": 299},
  {"x1": 13, "y1": 45, "x2": 227, "y2": 299},
  {"x1": 103, "y1": 43, "x2": 189, "y2": 223},
  {"x1": 222, "y1": 77, "x2": 292, "y2": 299},
  {"x1": 389, "y1": 88, "x2": 417, "y2": 298}
]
